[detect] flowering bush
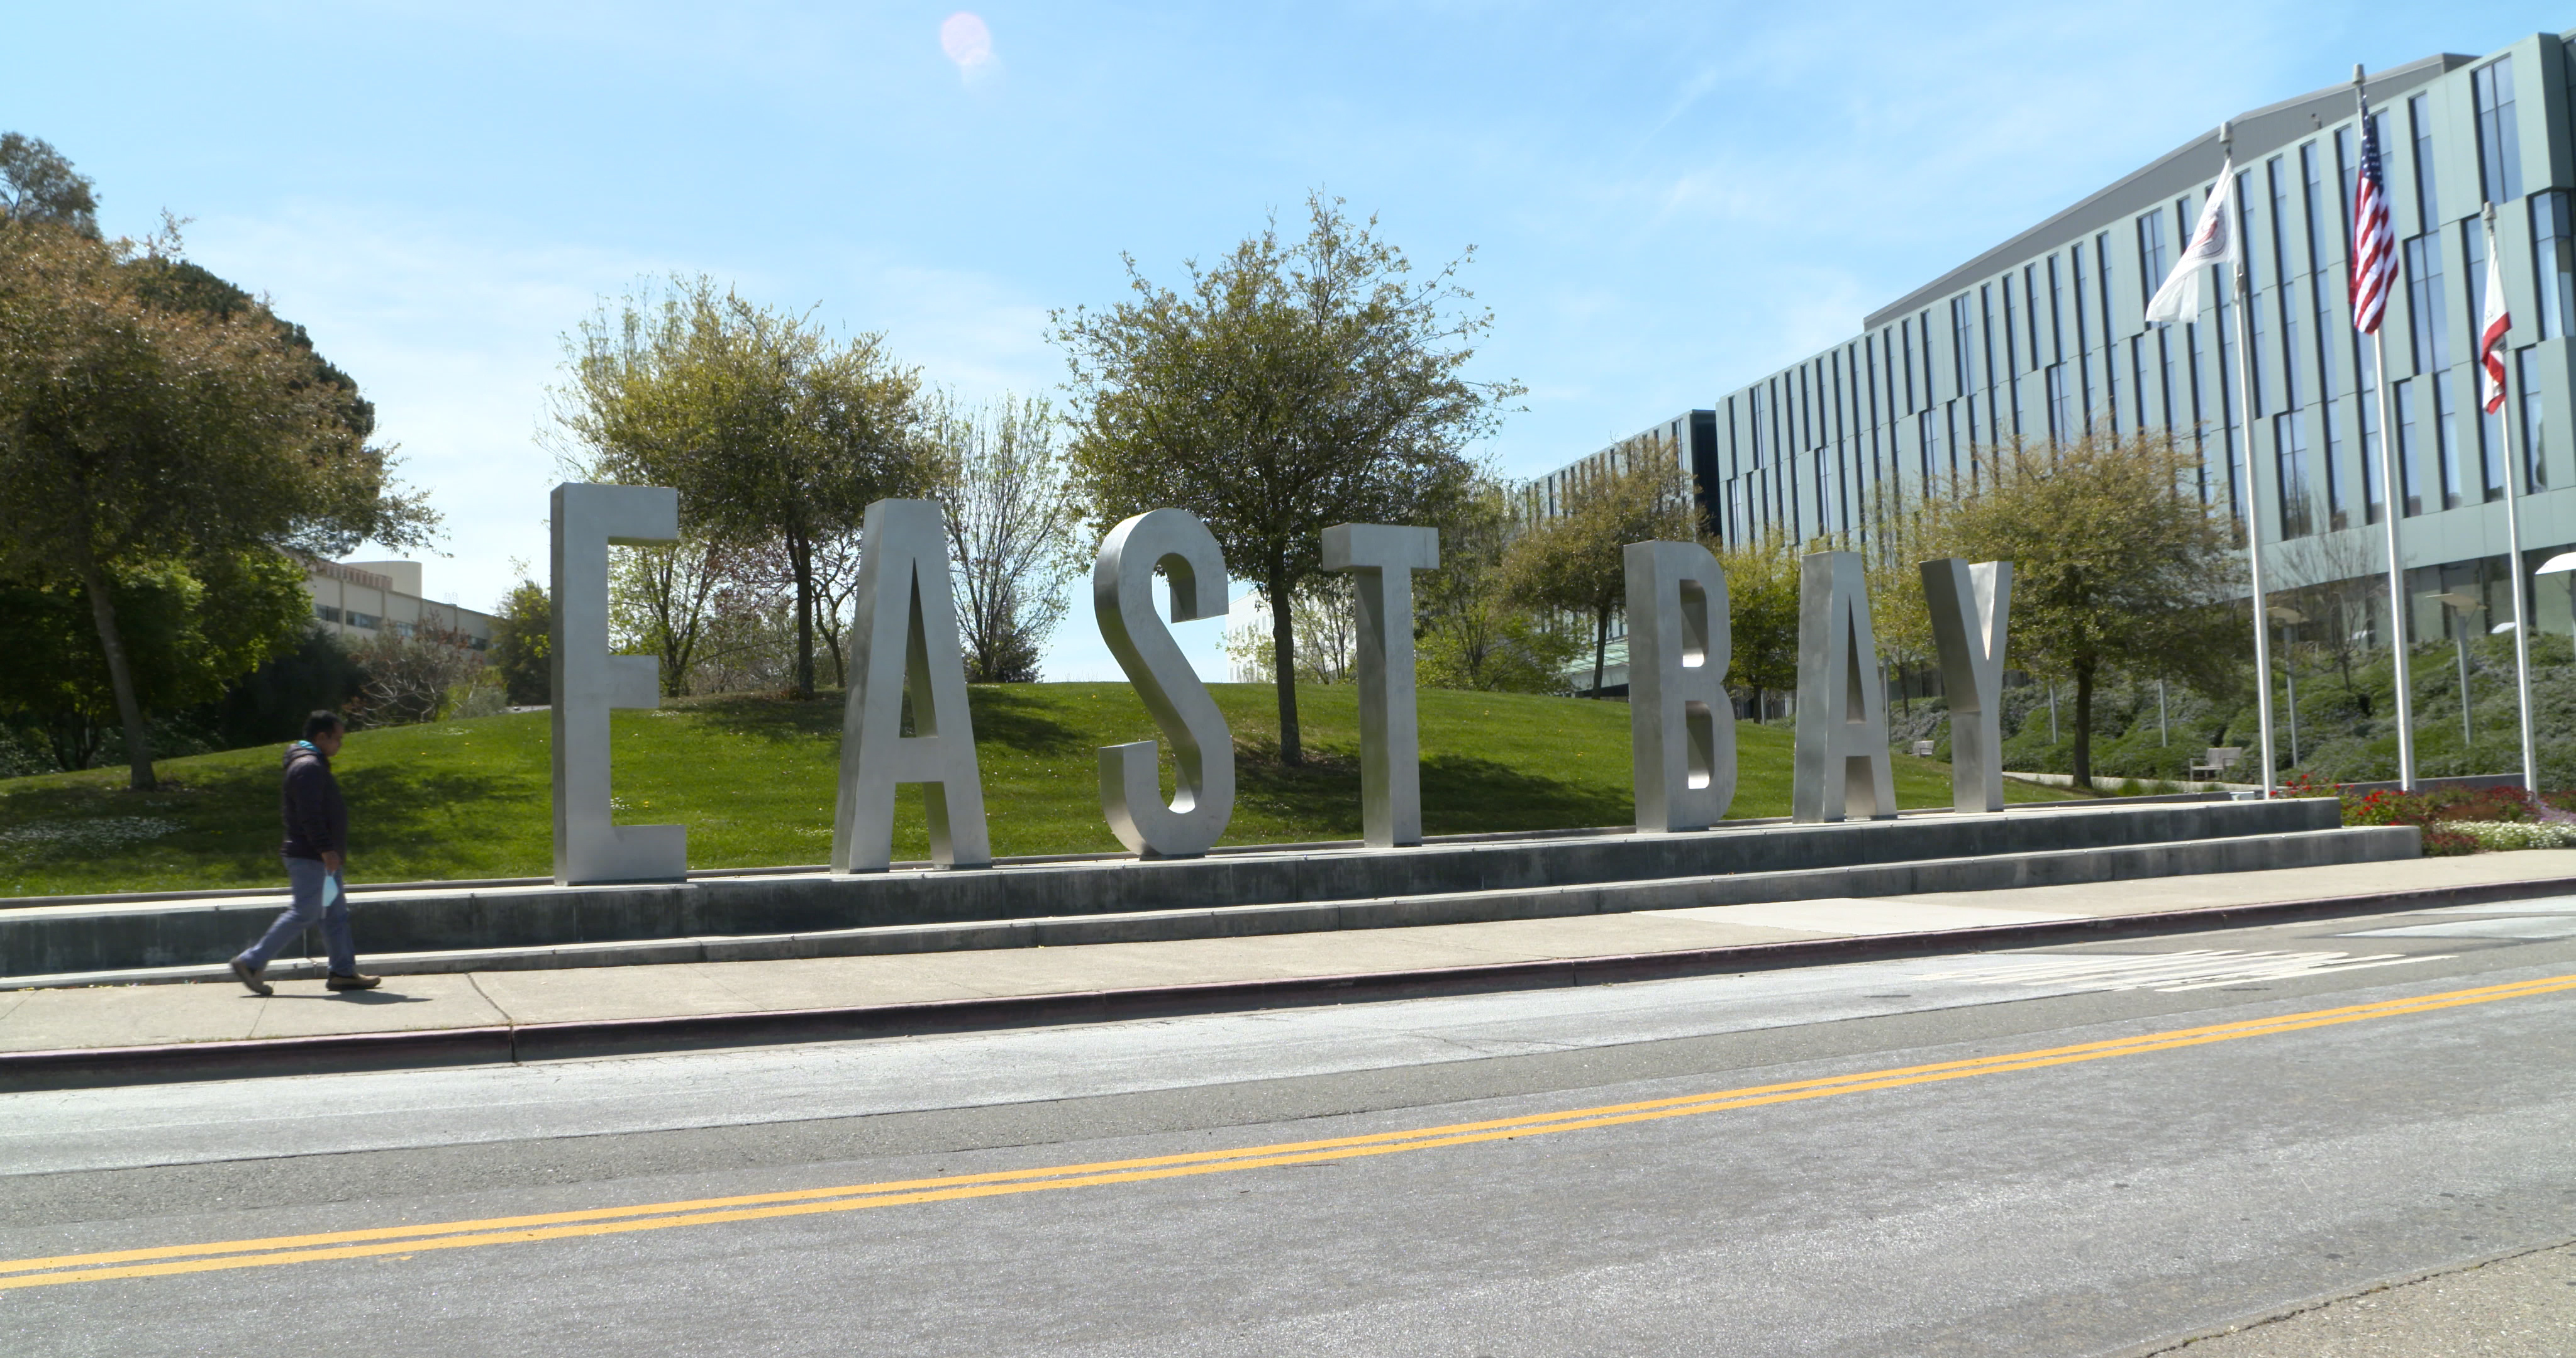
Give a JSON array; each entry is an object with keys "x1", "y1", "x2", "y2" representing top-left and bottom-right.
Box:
[
  {"x1": 2334, "y1": 783, "x2": 2576, "y2": 855},
  {"x1": 2450, "y1": 820, "x2": 2576, "y2": 850}
]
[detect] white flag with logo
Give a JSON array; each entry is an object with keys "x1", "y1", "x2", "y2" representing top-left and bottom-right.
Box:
[{"x1": 2145, "y1": 158, "x2": 2238, "y2": 326}]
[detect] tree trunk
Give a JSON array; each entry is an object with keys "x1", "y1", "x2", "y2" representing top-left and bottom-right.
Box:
[
  {"x1": 2072, "y1": 656, "x2": 2097, "y2": 790},
  {"x1": 77, "y1": 559, "x2": 156, "y2": 791},
  {"x1": 1269, "y1": 564, "x2": 1302, "y2": 766},
  {"x1": 789, "y1": 532, "x2": 816, "y2": 698},
  {"x1": 1591, "y1": 608, "x2": 1609, "y2": 698}
]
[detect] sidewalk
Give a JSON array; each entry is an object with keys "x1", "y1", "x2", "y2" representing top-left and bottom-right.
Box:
[{"x1": 4, "y1": 854, "x2": 2571, "y2": 1088}]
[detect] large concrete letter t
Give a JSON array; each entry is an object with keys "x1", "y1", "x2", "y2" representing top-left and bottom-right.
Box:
[
  {"x1": 550, "y1": 483, "x2": 686, "y2": 885},
  {"x1": 1323, "y1": 523, "x2": 1440, "y2": 847}
]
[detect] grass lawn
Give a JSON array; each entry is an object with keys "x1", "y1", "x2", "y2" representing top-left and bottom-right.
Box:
[{"x1": 0, "y1": 683, "x2": 2075, "y2": 897}]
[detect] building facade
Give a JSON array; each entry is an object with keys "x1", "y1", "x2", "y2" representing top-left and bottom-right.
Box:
[
  {"x1": 1555, "y1": 34, "x2": 2576, "y2": 653},
  {"x1": 299, "y1": 557, "x2": 496, "y2": 651}
]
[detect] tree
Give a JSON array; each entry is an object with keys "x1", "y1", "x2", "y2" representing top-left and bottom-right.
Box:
[
  {"x1": 1053, "y1": 193, "x2": 1516, "y2": 764},
  {"x1": 1502, "y1": 448, "x2": 1696, "y2": 697},
  {"x1": 1716, "y1": 527, "x2": 1801, "y2": 719},
  {"x1": 0, "y1": 548, "x2": 311, "y2": 770},
  {"x1": 1416, "y1": 478, "x2": 1579, "y2": 693},
  {"x1": 0, "y1": 214, "x2": 433, "y2": 788},
  {"x1": 488, "y1": 578, "x2": 553, "y2": 707},
  {"x1": 553, "y1": 276, "x2": 930, "y2": 699},
  {"x1": 0, "y1": 133, "x2": 98, "y2": 238},
  {"x1": 1917, "y1": 429, "x2": 2241, "y2": 788},
  {"x1": 932, "y1": 392, "x2": 1081, "y2": 683},
  {"x1": 349, "y1": 617, "x2": 485, "y2": 727}
]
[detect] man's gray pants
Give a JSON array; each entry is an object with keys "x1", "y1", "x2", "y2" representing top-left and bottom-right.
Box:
[{"x1": 236, "y1": 856, "x2": 356, "y2": 976}]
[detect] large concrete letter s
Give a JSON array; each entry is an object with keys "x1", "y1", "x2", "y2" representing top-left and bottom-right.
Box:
[
  {"x1": 1625, "y1": 539, "x2": 1737, "y2": 832},
  {"x1": 1791, "y1": 549, "x2": 1898, "y2": 822},
  {"x1": 832, "y1": 499, "x2": 992, "y2": 873},
  {"x1": 1322, "y1": 523, "x2": 1439, "y2": 847},
  {"x1": 1094, "y1": 509, "x2": 1233, "y2": 858},
  {"x1": 551, "y1": 483, "x2": 685, "y2": 885},
  {"x1": 1921, "y1": 558, "x2": 2013, "y2": 814}
]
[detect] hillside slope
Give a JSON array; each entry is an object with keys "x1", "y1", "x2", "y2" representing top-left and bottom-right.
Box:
[{"x1": 0, "y1": 683, "x2": 2070, "y2": 897}]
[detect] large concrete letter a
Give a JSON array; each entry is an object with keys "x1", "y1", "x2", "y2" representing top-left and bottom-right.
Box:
[
  {"x1": 1095, "y1": 509, "x2": 1233, "y2": 858},
  {"x1": 831, "y1": 499, "x2": 992, "y2": 873},
  {"x1": 551, "y1": 483, "x2": 686, "y2": 885},
  {"x1": 1792, "y1": 549, "x2": 1897, "y2": 822},
  {"x1": 1625, "y1": 539, "x2": 1736, "y2": 832},
  {"x1": 1921, "y1": 558, "x2": 2012, "y2": 814}
]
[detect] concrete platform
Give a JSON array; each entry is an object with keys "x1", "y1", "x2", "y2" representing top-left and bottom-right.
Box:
[
  {"x1": 1, "y1": 799, "x2": 2375, "y2": 984},
  {"x1": 1, "y1": 853, "x2": 2569, "y2": 1093}
]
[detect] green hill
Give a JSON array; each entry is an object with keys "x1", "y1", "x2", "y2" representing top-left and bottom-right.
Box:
[{"x1": 0, "y1": 683, "x2": 2074, "y2": 898}]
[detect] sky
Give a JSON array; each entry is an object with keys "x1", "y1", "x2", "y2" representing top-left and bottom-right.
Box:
[{"x1": 8, "y1": 1, "x2": 2565, "y2": 680}]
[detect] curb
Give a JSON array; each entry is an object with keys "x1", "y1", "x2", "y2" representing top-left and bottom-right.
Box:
[{"x1": 4, "y1": 873, "x2": 2568, "y2": 1092}]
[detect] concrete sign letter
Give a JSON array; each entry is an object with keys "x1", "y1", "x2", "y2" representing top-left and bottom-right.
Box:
[
  {"x1": 1094, "y1": 509, "x2": 1233, "y2": 858},
  {"x1": 1921, "y1": 558, "x2": 2013, "y2": 814},
  {"x1": 1792, "y1": 550, "x2": 1898, "y2": 822},
  {"x1": 551, "y1": 483, "x2": 686, "y2": 885},
  {"x1": 1624, "y1": 539, "x2": 1737, "y2": 832},
  {"x1": 1323, "y1": 523, "x2": 1440, "y2": 848},
  {"x1": 831, "y1": 499, "x2": 993, "y2": 873}
]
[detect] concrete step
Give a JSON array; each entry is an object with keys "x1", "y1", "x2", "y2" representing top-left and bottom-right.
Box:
[{"x1": 1, "y1": 822, "x2": 2413, "y2": 989}]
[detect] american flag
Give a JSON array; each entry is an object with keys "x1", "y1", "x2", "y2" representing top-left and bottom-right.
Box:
[{"x1": 2350, "y1": 104, "x2": 2397, "y2": 335}]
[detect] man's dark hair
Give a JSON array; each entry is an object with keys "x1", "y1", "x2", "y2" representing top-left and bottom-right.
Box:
[{"x1": 302, "y1": 710, "x2": 347, "y2": 741}]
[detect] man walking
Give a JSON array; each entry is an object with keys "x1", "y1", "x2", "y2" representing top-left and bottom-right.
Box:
[{"x1": 230, "y1": 711, "x2": 379, "y2": 995}]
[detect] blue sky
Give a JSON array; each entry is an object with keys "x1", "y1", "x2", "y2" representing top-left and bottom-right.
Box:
[{"x1": 8, "y1": 1, "x2": 2563, "y2": 679}]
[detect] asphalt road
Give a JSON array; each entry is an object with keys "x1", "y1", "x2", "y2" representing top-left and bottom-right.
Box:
[{"x1": 5, "y1": 896, "x2": 2574, "y2": 1356}]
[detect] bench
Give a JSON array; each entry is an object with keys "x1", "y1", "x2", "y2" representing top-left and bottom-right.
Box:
[{"x1": 2189, "y1": 746, "x2": 2245, "y2": 782}]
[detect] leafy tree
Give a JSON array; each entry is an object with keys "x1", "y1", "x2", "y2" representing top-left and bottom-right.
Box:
[
  {"x1": 488, "y1": 578, "x2": 553, "y2": 707},
  {"x1": 1716, "y1": 527, "x2": 1801, "y2": 719},
  {"x1": 0, "y1": 548, "x2": 311, "y2": 770},
  {"x1": 194, "y1": 626, "x2": 367, "y2": 751},
  {"x1": 349, "y1": 617, "x2": 484, "y2": 727},
  {"x1": 1502, "y1": 449, "x2": 1696, "y2": 697},
  {"x1": 933, "y1": 392, "x2": 1081, "y2": 683},
  {"x1": 1915, "y1": 429, "x2": 2240, "y2": 788},
  {"x1": 1416, "y1": 478, "x2": 1578, "y2": 693},
  {"x1": 0, "y1": 214, "x2": 434, "y2": 788},
  {"x1": 1053, "y1": 193, "x2": 1516, "y2": 764},
  {"x1": 554, "y1": 276, "x2": 930, "y2": 698},
  {"x1": 0, "y1": 133, "x2": 98, "y2": 238}
]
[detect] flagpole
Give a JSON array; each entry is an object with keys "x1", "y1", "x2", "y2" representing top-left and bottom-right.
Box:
[
  {"x1": 2357, "y1": 68, "x2": 2417, "y2": 793},
  {"x1": 2221, "y1": 121, "x2": 2279, "y2": 797},
  {"x1": 2487, "y1": 202, "x2": 2540, "y2": 795}
]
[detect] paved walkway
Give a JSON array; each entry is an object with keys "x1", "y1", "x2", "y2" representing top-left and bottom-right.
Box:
[{"x1": 3, "y1": 853, "x2": 2570, "y2": 1058}]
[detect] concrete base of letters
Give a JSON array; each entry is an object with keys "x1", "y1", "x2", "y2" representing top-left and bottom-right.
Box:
[{"x1": 0, "y1": 800, "x2": 2404, "y2": 988}]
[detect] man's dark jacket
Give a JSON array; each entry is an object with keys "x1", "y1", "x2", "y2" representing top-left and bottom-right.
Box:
[{"x1": 280, "y1": 742, "x2": 348, "y2": 861}]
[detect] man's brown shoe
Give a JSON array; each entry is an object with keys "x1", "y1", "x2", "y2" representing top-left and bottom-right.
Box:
[
  {"x1": 230, "y1": 958, "x2": 272, "y2": 996},
  {"x1": 325, "y1": 972, "x2": 380, "y2": 991}
]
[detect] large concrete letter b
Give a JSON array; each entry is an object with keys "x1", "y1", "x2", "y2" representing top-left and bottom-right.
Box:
[{"x1": 1626, "y1": 539, "x2": 1736, "y2": 832}]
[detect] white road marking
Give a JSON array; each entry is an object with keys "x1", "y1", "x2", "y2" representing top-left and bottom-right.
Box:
[
  {"x1": 1919, "y1": 949, "x2": 2451, "y2": 993},
  {"x1": 2343, "y1": 915, "x2": 2576, "y2": 940}
]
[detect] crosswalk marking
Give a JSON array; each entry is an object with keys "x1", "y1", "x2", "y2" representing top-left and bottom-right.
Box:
[{"x1": 1919, "y1": 949, "x2": 2453, "y2": 994}]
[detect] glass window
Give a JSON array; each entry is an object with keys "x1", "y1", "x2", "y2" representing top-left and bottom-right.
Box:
[
  {"x1": 2360, "y1": 336, "x2": 2385, "y2": 526},
  {"x1": 1900, "y1": 318, "x2": 1916, "y2": 412},
  {"x1": 2409, "y1": 94, "x2": 2440, "y2": 231},
  {"x1": 2138, "y1": 209, "x2": 2170, "y2": 303},
  {"x1": 314, "y1": 604, "x2": 341, "y2": 623},
  {"x1": 2404, "y1": 235, "x2": 2447, "y2": 373},
  {"x1": 2048, "y1": 254, "x2": 2067, "y2": 363},
  {"x1": 2394, "y1": 378, "x2": 2423, "y2": 516},
  {"x1": 2095, "y1": 230, "x2": 2119, "y2": 433},
  {"x1": 348, "y1": 612, "x2": 380, "y2": 630},
  {"x1": 2299, "y1": 142, "x2": 2329, "y2": 272},
  {"x1": 1951, "y1": 295, "x2": 1976, "y2": 395},
  {"x1": 2276, "y1": 412, "x2": 2313, "y2": 539},
  {"x1": 2185, "y1": 321, "x2": 2211, "y2": 502},
  {"x1": 2216, "y1": 278, "x2": 2243, "y2": 518},
  {"x1": 2472, "y1": 56, "x2": 2523, "y2": 205},
  {"x1": 2531, "y1": 191, "x2": 2573, "y2": 341},
  {"x1": 2276, "y1": 275, "x2": 2301, "y2": 412},
  {"x1": 2519, "y1": 346, "x2": 2547, "y2": 490},
  {"x1": 2024, "y1": 264, "x2": 2043, "y2": 370},
  {"x1": 2267, "y1": 157, "x2": 2296, "y2": 282},
  {"x1": 2046, "y1": 363, "x2": 2070, "y2": 443},
  {"x1": 2321, "y1": 387, "x2": 2348, "y2": 531},
  {"x1": 2434, "y1": 370, "x2": 2463, "y2": 511}
]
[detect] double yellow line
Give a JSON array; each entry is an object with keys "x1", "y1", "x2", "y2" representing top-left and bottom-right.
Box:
[{"x1": 8, "y1": 971, "x2": 2570, "y2": 1292}]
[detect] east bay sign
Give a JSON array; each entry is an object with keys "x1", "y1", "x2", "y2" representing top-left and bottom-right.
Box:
[{"x1": 547, "y1": 483, "x2": 2013, "y2": 886}]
